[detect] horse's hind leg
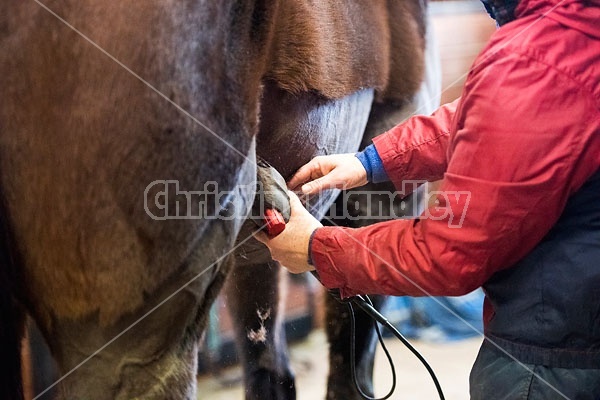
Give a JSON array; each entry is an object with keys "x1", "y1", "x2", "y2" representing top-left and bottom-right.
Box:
[
  {"x1": 0, "y1": 187, "x2": 26, "y2": 400},
  {"x1": 324, "y1": 294, "x2": 387, "y2": 400},
  {"x1": 225, "y1": 258, "x2": 295, "y2": 400},
  {"x1": 0, "y1": 282, "x2": 25, "y2": 400},
  {"x1": 43, "y1": 255, "x2": 233, "y2": 400}
]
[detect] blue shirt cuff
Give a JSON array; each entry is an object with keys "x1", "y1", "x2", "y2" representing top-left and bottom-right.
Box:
[{"x1": 355, "y1": 144, "x2": 389, "y2": 183}]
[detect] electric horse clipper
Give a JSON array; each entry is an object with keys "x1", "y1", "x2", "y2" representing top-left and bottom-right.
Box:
[{"x1": 252, "y1": 157, "x2": 290, "y2": 237}]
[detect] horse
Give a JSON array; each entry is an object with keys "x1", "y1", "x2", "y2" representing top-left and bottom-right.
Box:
[{"x1": 0, "y1": 1, "x2": 429, "y2": 399}]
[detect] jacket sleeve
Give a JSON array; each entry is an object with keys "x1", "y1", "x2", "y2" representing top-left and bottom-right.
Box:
[
  {"x1": 372, "y1": 99, "x2": 458, "y2": 189},
  {"x1": 310, "y1": 49, "x2": 600, "y2": 299}
]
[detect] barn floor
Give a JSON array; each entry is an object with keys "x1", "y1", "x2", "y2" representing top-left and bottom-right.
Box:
[{"x1": 196, "y1": 329, "x2": 483, "y2": 400}]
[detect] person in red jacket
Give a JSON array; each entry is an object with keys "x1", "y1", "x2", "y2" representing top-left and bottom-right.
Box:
[{"x1": 257, "y1": 0, "x2": 600, "y2": 398}]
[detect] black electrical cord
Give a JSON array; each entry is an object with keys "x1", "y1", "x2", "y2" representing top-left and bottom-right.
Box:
[
  {"x1": 310, "y1": 271, "x2": 446, "y2": 399},
  {"x1": 345, "y1": 294, "x2": 446, "y2": 400},
  {"x1": 349, "y1": 297, "x2": 396, "y2": 400}
]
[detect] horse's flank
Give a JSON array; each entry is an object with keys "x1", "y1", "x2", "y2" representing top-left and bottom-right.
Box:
[{"x1": 0, "y1": 1, "x2": 426, "y2": 398}]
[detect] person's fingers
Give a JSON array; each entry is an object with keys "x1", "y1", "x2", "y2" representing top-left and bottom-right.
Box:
[
  {"x1": 287, "y1": 160, "x2": 321, "y2": 190},
  {"x1": 301, "y1": 176, "x2": 327, "y2": 195},
  {"x1": 300, "y1": 168, "x2": 345, "y2": 195},
  {"x1": 287, "y1": 154, "x2": 363, "y2": 194}
]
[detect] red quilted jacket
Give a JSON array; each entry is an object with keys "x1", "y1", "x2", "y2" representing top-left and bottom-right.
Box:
[{"x1": 310, "y1": 0, "x2": 600, "y2": 322}]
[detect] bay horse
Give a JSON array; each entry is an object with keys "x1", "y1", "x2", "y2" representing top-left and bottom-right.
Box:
[{"x1": 0, "y1": 1, "x2": 429, "y2": 399}]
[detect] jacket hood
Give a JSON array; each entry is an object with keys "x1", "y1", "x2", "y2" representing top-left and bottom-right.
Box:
[{"x1": 516, "y1": 0, "x2": 600, "y2": 39}]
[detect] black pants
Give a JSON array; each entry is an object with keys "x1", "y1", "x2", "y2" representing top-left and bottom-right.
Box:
[{"x1": 470, "y1": 341, "x2": 600, "y2": 400}]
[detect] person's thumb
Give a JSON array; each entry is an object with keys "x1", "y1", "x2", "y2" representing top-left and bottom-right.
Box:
[
  {"x1": 287, "y1": 190, "x2": 304, "y2": 207},
  {"x1": 301, "y1": 171, "x2": 340, "y2": 195}
]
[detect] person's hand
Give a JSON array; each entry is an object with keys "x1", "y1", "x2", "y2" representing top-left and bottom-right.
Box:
[
  {"x1": 254, "y1": 191, "x2": 322, "y2": 274},
  {"x1": 287, "y1": 154, "x2": 367, "y2": 195}
]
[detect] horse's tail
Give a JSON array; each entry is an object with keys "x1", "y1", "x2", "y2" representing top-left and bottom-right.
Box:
[{"x1": 0, "y1": 183, "x2": 25, "y2": 400}]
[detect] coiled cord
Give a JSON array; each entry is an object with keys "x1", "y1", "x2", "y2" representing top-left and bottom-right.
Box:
[{"x1": 345, "y1": 294, "x2": 446, "y2": 400}]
